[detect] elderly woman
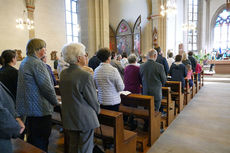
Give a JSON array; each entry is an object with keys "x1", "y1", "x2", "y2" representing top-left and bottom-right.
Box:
[
  {"x1": 124, "y1": 54, "x2": 142, "y2": 94},
  {"x1": 59, "y1": 43, "x2": 100, "y2": 153},
  {"x1": 94, "y1": 48, "x2": 124, "y2": 111},
  {"x1": 0, "y1": 50, "x2": 18, "y2": 99},
  {"x1": 16, "y1": 38, "x2": 59, "y2": 152}
]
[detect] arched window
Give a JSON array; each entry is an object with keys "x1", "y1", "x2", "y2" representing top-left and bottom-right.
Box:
[
  {"x1": 65, "y1": 0, "x2": 80, "y2": 43},
  {"x1": 187, "y1": 0, "x2": 198, "y2": 52},
  {"x1": 213, "y1": 9, "x2": 230, "y2": 53}
]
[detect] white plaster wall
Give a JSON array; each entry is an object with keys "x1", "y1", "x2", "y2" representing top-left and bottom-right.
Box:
[
  {"x1": 35, "y1": 0, "x2": 66, "y2": 68},
  {"x1": 109, "y1": 0, "x2": 152, "y2": 54},
  {"x1": 0, "y1": 0, "x2": 66, "y2": 69},
  {"x1": 166, "y1": 0, "x2": 184, "y2": 54},
  {"x1": 0, "y1": 0, "x2": 28, "y2": 60}
]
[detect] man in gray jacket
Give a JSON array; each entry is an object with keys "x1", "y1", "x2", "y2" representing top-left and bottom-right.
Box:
[
  {"x1": 60, "y1": 43, "x2": 100, "y2": 153},
  {"x1": 140, "y1": 49, "x2": 167, "y2": 111},
  {"x1": 16, "y1": 38, "x2": 59, "y2": 152}
]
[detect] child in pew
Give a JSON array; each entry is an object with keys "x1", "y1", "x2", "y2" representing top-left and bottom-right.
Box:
[
  {"x1": 186, "y1": 64, "x2": 193, "y2": 88},
  {"x1": 195, "y1": 61, "x2": 202, "y2": 82}
]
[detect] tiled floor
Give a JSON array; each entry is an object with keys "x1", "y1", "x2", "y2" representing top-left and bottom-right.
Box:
[{"x1": 147, "y1": 81, "x2": 230, "y2": 153}]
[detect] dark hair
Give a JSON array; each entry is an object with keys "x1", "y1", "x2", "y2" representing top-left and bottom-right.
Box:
[
  {"x1": 96, "y1": 48, "x2": 111, "y2": 62},
  {"x1": 169, "y1": 52, "x2": 173, "y2": 58},
  {"x1": 122, "y1": 52, "x2": 127, "y2": 58},
  {"x1": 111, "y1": 51, "x2": 116, "y2": 60},
  {"x1": 188, "y1": 51, "x2": 193, "y2": 56},
  {"x1": 175, "y1": 55, "x2": 182, "y2": 62},
  {"x1": 1, "y1": 50, "x2": 16, "y2": 65},
  {"x1": 0, "y1": 56, "x2": 3, "y2": 65},
  {"x1": 154, "y1": 47, "x2": 161, "y2": 54}
]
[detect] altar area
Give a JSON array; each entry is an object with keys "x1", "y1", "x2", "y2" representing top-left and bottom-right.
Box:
[{"x1": 209, "y1": 60, "x2": 230, "y2": 74}]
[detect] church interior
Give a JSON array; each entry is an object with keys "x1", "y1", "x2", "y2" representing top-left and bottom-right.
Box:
[{"x1": 0, "y1": 0, "x2": 230, "y2": 153}]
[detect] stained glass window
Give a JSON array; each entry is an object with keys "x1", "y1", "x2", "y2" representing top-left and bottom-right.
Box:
[
  {"x1": 65, "y1": 0, "x2": 80, "y2": 43},
  {"x1": 187, "y1": 0, "x2": 198, "y2": 52},
  {"x1": 214, "y1": 10, "x2": 230, "y2": 52}
]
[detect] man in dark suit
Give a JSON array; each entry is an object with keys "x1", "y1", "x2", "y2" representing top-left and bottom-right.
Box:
[
  {"x1": 88, "y1": 52, "x2": 101, "y2": 70},
  {"x1": 188, "y1": 51, "x2": 197, "y2": 72},
  {"x1": 140, "y1": 49, "x2": 167, "y2": 111},
  {"x1": 155, "y1": 47, "x2": 169, "y2": 76}
]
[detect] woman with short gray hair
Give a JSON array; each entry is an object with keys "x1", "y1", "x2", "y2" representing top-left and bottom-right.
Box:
[
  {"x1": 60, "y1": 43, "x2": 100, "y2": 153},
  {"x1": 124, "y1": 54, "x2": 142, "y2": 94}
]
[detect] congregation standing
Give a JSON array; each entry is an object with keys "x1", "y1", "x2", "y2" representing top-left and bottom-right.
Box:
[{"x1": 0, "y1": 38, "x2": 202, "y2": 153}]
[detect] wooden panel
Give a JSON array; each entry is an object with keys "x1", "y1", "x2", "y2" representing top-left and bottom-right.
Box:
[{"x1": 13, "y1": 138, "x2": 45, "y2": 153}]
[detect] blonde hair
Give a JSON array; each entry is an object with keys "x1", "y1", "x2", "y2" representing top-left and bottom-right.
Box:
[
  {"x1": 182, "y1": 52, "x2": 188, "y2": 61},
  {"x1": 26, "y1": 38, "x2": 46, "y2": 56}
]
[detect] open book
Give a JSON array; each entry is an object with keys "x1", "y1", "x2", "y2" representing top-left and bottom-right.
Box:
[{"x1": 120, "y1": 91, "x2": 131, "y2": 96}]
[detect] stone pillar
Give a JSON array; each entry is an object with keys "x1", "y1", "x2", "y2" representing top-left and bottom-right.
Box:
[
  {"x1": 205, "y1": 0, "x2": 210, "y2": 51},
  {"x1": 157, "y1": 0, "x2": 166, "y2": 54},
  {"x1": 80, "y1": 0, "x2": 109, "y2": 57},
  {"x1": 25, "y1": 0, "x2": 35, "y2": 39}
]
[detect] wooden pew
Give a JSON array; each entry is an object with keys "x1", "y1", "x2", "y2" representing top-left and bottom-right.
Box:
[
  {"x1": 191, "y1": 75, "x2": 196, "y2": 98},
  {"x1": 201, "y1": 70, "x2": 204, "y2": 87},
  {"x1": 13, "y1": 138, "x2": 45, "y2": 153},
  {"x1": 193, "y1": 73, "x2": 199, "y2": 93},
  {"x1": 95, "y1": 109, "x2": 137, "y2": 153},
  {"x1": 161, "y1": 87, "x2": 175, "y2": 126},
  {"x1": 165, "y1": 81, "x2": 184, "y2": 114},
  {"x1": 184, "y1": 78, "x2": 192, "y2": 105},
  {"x1": 119, "y1": 94, "x2": 161, "y2": 151}
]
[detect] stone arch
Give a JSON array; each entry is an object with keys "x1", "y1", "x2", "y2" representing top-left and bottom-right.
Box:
[{"x1": 210, "y1": 4, "x2": 227, "y2": 49}]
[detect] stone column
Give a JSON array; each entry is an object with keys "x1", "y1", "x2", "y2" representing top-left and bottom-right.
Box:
[
  {"x1": 205, "y1": 0, "x2": 210, "y2": 51},
  {"x1": 80, "y1": 0, "x2": 109, "y2": 57},
  {"x1": 157, "y1": 0, "x2": 166, "y2": 54},
  {"x1": 25, "y1": 0, "x2": 35, "y2": 39}
]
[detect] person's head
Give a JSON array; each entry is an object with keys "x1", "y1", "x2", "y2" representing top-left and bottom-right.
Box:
[
  {"x1": 175, "y1": 55, "x2": 182, "y2": 62},
  {"x1": 96, "y1": 48, "x2": 111, "y2": 63},
  {"x1": 147, "y1": 49, "x2": 158, "y2": 61},
  {"x1": 128, "y1": 54, "x2": 137, "y2": 64},
  {"x1": 154, "y1": 47, "x2": 161, "y2": 55},
  {"x1": 41, "y1": 56, "x2": 47, "y2": 63},
  {"x1": 182, "y1": 52, "x2": 188, "y2": 61},
  {"x1": 111, "y1": 51, "x2": 116, "y2": 60},
  {"x1": 141, "y1": 54, "x2": 147, "y2": 63},
  {"x1": 62, "y1": 42, "x2": 86, "y2": 66},
  {"x1": 122, "y1": 52, "x2": 127, "y2": 58},
  {"x1": 26, "y1": 38, "x2": 46, "y2": 59},
  {"x1": 169, "y1": 52, "x2": 173, "y2": 58},
  {"x1": 1, "y1": 50, "x2": 17, "y2": 66},
  {"x1": 117, "y1": 54, "x2": 122, "y2": 61},
  {"x1": 186, "y1": 64, "x2": 191, "y2": 70},
  {"x1": 0, "y1": 56, "x2": 3, "y2": 66},
  {"x1": 188, "y1": 51, "x2": 193, "y2": 56}
]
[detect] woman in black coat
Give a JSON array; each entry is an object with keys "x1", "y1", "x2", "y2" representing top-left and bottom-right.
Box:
[
  {"x1": 0, "y1": 50, "x2": 18, "y2": 99},
  {"x1": 169, "y1": 55, "x2": 187, "y2": 92}
]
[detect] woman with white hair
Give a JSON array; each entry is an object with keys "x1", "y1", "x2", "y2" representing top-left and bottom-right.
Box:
[{"x1": 59, "y1": 43, "x2": 100, "y2": 153}]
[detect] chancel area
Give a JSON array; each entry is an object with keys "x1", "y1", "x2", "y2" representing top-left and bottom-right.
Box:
[{"x1": 0, "y1": 0, "x2": 230, "y2": 153}]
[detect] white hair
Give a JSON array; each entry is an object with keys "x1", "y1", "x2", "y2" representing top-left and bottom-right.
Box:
[
  {"x1": 128, "y1": 54, "x2": 137, "y2": 64},
  {"x1": 62, "y1": 43, "x2": 86, "y2": 64},
  {"x1": 148, "y1": 49, "x2": 157, "y2": 58}
]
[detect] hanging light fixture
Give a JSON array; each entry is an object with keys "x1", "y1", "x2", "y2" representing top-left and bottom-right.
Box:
[
  {"x1": 16, "y1": 10, "x2": 34, "y2": 30},
  {"x1": 160, "y1": 0, "x2": 177, "y2": 17},
  {"x1": 182, "y1": 23, "x2": 196, "y2": 31}
]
